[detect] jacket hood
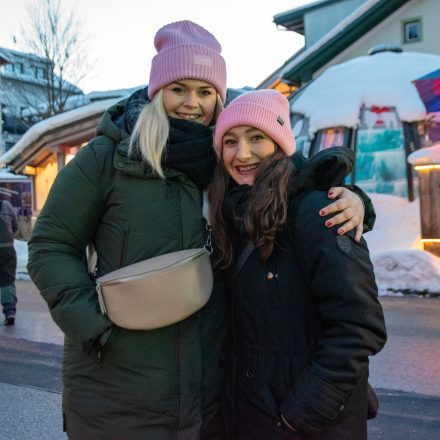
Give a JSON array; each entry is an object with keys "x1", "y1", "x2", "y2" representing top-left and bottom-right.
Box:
[
  {"x1": 290, "y1": 147, "x2": 354, "y2": 196},
  {"x1": 95, "y1": 98, "x2": 130, "y2": 144}
]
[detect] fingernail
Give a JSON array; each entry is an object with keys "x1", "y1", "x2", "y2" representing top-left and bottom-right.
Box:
[
  {"x1": 328, "y1": 191, "x2": 334, "y2": 196},
  {"x1": 320, "y1": 209, "x2": 326, "y2": 216},
  {"x1": 338, "y1": 228, "x2": 344, "y2": 235},
  {"x1": 325, "y1": 220, "x2": 332, "y2": 227}
]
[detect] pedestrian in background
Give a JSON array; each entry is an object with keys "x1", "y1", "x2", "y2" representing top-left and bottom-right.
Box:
[
  {"x1": 210, "y1": 90, "x2": 387, "y2": 439},
  {"x1": 0, "y1": 196, "x2": 18, "y2": 326},
  {"x1": 28, "y1": 21, "x2": 372, "y2": 440}
]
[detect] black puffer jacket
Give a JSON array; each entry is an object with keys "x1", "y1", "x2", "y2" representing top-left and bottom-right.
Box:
[{"x1": 223, "y1": 148, "x2": 387, "y2": 440}]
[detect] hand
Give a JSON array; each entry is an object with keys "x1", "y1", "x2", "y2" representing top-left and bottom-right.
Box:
[{"x1": 319, "y1": 187, "x2": 365, "y2": 242}]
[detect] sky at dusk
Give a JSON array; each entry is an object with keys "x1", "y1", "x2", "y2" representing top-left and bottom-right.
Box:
[{"x1": 0, "y1": 0, "x2": 310, "y2": 93}]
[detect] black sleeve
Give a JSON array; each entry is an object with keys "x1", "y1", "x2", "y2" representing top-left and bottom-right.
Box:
[{"x1": 280, "y1": 190, "x2": 386, "y2": 436}]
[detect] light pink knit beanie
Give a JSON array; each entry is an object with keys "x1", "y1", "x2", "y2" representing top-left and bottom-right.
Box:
[
  {"x1": 214, "y1": 89, "x2": 296, "y2": 157},
  {"x1": 148, "y1": 20, "x2": 227, "y2": 102}
]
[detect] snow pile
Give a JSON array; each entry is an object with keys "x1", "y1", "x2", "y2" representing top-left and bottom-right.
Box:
[
  {"x1": 363, "y1": 193, "x2": 440, "y2": 295},
  {"x1": 292, "y1": 52, "x2": 440, "y2": 134},
  {"x1": 14, "y1": 239, "x2": 30, "y2": 280},
  {"x1": 373, "y1": 249, "x2": 440, "y2": 296},
  {"x1": 407, "y1": 143, "x2": 440, "y2": 165},
  {"x1": 364, "y1": 193, "x2": 422, "y2": 257}
]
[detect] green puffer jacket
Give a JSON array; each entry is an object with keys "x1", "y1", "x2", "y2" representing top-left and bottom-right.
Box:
[{"x1": 27, "y1": 101, "x2": 227, "y2": 440}]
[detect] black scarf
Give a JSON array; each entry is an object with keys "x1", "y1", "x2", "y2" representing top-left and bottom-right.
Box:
[
  {"x1": 163, "y1": 117, "x2": 217, "y2": 189},
  {"x1": 223, "y1": 183, "x2": 252, "y2": 236}
]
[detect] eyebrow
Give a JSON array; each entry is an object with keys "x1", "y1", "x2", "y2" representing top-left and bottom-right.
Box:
[
  {"x1": 172, "y1": 81, "x2": 214, "y2": 90},
  {"x1": 224, "y1": 128, "x2": 264, "y2": 137}
]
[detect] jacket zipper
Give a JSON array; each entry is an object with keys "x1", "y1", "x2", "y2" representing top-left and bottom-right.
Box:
[{"x1": 119, "y1": 220, "x2": 130, "y2": 268}]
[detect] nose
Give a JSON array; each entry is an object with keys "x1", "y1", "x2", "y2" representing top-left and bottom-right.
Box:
[
  {"x1": 236, "y1": 139, "x2": 251, "y2": 161},
  {"x1": 184, "y1": 91, "x2": 199, "y2": 108}
]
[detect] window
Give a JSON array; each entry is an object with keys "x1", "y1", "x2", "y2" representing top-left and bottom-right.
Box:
[
  {"x1": 15, "y1": 62, "x2": 24, "y2": 74},
  {"x1": 403, "y1": 19, "x2": 422, "y2": 43},
  {"x1": 31, "y1": 65, "x2": 47, "y2": 79}
]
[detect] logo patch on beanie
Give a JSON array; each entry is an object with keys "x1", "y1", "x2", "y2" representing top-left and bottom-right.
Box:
[
  {"x1": 193, "y1": 54, "x2": 213, "y2": 67},
  {"x1": 277, "y1": 116, "x2": 284, "y2": 125}
]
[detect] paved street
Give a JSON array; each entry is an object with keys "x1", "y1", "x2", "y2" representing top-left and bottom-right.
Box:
[{"x1": 0, "y1": 281, "x2": 439, "y2": 439}]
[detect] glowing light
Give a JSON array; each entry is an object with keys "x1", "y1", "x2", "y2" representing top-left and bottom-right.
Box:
[
  {"x1": 421, "y1": 239, "x2": 440, "y2": 243},
  {"x1": 414, "y1": 164, "x2": 440, "y2": 171},
  {"x1": 23, "y1": 165, "x2": 36, "y2": 175}
]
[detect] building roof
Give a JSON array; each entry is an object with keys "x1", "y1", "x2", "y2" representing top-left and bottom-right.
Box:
[
  {"x1": 262, "y1": 0, "x2": 410, "y2": 88},
  {"x1": 0, "y1": 98, "x2": 120, "y2": 172},
  {"x1": 273, "y1": 0, "x2": 346, "y2": 34}
]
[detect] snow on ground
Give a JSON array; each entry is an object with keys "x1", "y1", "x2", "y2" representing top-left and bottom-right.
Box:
[
  {"x1": 291, "y1": 52, "x2": 440, "y2": 134},
  {"x1": 365, "y1": 193, "x2": 440, "y2": 296},
  {"x1": 364, "y1": 193, "x2": 422, "y2": 256},
  {"x1": 14, "y1": 239, "x2": 30, "y2": 280},
  {"x1": 373, "y1": 249, "x2": 440, "y2": 296}
]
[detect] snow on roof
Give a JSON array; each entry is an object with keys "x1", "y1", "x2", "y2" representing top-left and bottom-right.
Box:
[
  {"x1": 87, "y1": 86, "x2": 144, "y2": 101},
  {"x1": 407, "y1": 143, "x2": 440, "y2": 165},
  {"x1": 280, "y1": 0, "x2": 381, "y2": 79},
  {"x1": 0, "y1": 97, "x2": 120, "y2": 166},
  {"x1": 292, "y1": 51, "x2": 440, "y2": 134},
  {"x1": 0, "y1": 170, "x2": 29, "y2": 181}
]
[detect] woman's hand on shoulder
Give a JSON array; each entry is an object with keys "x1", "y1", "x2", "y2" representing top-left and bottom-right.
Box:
[{"x1": 318, "y1": 186, "x2": 364, "y2": 242}]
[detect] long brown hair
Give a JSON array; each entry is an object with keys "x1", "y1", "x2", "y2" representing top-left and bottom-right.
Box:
[{"x1": 209, "y1": 149, "x2": 294, "y2": 269}]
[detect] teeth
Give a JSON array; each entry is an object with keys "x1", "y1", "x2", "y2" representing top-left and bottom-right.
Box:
[
  {"x1": 237, "y1": 164, "x2": 259, "y2": 172},
  {"x1": 176, "y1": 113, "x2": 200, "y2": 120}
]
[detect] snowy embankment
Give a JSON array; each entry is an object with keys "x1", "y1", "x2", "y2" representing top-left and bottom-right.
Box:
[
  {"x1": 365, "y1": 194, "x2": 440, "y2": 296},
  {"x1": 14, "y1": 239, "x2": 30, "y2": 281}
]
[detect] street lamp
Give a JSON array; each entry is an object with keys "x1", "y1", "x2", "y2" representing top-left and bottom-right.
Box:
[{"x1": 0, "y1": 51, "x2": 12, "y2": 156}]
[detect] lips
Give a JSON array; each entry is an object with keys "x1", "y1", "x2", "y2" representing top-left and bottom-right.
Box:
[{"x1": 235, "y1": 163, "x2": 260, "y2": 174}]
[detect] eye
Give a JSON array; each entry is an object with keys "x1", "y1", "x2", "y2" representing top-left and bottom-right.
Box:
[
  {"x1": 223, "y1": 138, "x2": 236, "y2": 146},
  {"x1": 200, "y1": 89, "x2": 213, "y2": 97},
  {"x1": 171, "y1": 87, "x2": 185, "y2": 94},
  {"x1": 251, "y1": 134, "x2": 264, "y2": 141}
]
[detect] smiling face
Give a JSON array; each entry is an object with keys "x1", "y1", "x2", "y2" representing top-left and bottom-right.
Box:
[
  {"x1": 222, "y1": 125, "x2": 277, "y2": 185},
  {"x1": 162, "y1": 79, "x2": 218, "y2": 126}
]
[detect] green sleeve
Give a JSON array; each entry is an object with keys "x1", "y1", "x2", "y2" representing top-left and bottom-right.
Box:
[
  {"x1": 345, "y1": 184, "x2": 376, "y2": 233},
  {"x1": 27, "y1": 140, "x2": 112, "y2": 352}
]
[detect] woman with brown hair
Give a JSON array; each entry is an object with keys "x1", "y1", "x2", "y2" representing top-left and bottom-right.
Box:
[{"x1": 210, "y1": 89, "x2": 387, "y2": 439}]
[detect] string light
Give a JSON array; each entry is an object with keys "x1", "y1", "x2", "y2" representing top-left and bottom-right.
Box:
[{"x1": 414, "y1": 164, "x2": 440, "y2": 171}]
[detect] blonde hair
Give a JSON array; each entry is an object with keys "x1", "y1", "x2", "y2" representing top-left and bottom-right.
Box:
[
  {"x1": 129, "y1": 89, "x2": 169, "y2": 178},
  {"x1": 129, "y1": 89, "x2": 223, "y2": 178}
]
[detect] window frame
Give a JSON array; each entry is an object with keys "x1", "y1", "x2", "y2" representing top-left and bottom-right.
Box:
[{"x1": 402, "y1": 18, "x2": 422, "y2": 44}]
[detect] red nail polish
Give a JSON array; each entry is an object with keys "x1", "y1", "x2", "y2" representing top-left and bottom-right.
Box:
[
  {"x1": 320, "y1": 209, "x2": 326, "y2": 216},
  {"x1": 328, "y1": 191, "x2": 334, "y2": 196},
  {"x1": 325, "y1": 220, "x2": 332, "y2": 227},
  {"x1": 338, "y1": 228, "x2": 344, "y2": 235}
]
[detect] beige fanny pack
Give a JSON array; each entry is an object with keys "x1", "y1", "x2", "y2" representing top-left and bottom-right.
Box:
[{"x1": 92, "y1": 247, "x2": 213, "y2": 330}]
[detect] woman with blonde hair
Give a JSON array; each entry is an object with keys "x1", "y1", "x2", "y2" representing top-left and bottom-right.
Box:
[{"x1": 28, "y1": 21, "x2": 373, "y2": 440}]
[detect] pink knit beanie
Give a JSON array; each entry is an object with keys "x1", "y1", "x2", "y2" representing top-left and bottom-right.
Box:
[
  {"x1": 148, "y1": 20, "x2": 227, "y2": 102},
  {"x1": 214, "y1": 89, "x2": 296, "y2": 157}
]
